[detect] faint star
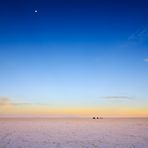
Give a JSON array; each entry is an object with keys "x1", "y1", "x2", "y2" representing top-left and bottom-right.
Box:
[{"x1": 35, "y1": 10, "x2": 37, "y2": 13}]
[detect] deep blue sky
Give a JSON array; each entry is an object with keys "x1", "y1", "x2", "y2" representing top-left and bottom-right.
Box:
[
  {"x1": 0, "y1": 0, "x2": 148, "y2": 116},
  {"x1": 0, "y1": 0, "x2": 148, "y2": 43}
]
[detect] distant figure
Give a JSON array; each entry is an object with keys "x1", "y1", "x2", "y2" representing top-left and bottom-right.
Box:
[
  {"x1": 93, "y1": 117, "x2": 95, "y2": 119},
  {"x1": 97, "y1": 117, "x2": 99, "y2": 119}
]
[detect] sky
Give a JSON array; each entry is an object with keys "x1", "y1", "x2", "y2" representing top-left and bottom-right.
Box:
[{"x1": 0, "y1": 0, "x2": 148, "y2": 117}]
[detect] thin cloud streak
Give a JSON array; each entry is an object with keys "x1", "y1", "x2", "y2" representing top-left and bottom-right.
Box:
[
  {"x1": 0, "y1": 97, "x2": 12, "y2": 106},
  {"x1": 128, "y1": 27, "x2": 148, "y2": 42},
  {"x1": 0, "y1": 96, "x2": 49, "y2": 106},
  {"x1": 99, "y1": 96, "x2": 132, "y2": 100}
]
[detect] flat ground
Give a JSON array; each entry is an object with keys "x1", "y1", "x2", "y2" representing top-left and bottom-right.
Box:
[{"x1": 0, "y1": 118, "x2": 148, "y2": 148}]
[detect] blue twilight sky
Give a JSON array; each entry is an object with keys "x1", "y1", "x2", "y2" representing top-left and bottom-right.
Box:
[{"x1": 0, "y1": 0, "x2": 148, "y2": 112}]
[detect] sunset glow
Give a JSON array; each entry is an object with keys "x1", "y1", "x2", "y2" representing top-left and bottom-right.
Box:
[{"x1": 0, "y1": 0, "x2": 148, "y2": 117}]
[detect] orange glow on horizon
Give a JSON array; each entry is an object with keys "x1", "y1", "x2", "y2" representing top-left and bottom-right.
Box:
[{"x1": 0, "y1": 104, "x2": 148, "y2": 117}]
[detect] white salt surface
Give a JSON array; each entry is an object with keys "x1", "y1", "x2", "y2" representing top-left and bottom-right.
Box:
[{"x1": 0, "y1": 118, "x2": 148, "y2": 148}]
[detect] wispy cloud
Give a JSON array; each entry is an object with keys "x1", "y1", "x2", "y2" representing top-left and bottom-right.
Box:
[
  {"x1": 144, "y1": 58, "x2": 148, "y2": 62},
  {"x1": 100, "y1": 96, "x2": 131, "y2": 100},
  {"x1": 0, "y1": 96, "x2": 48, "y2": 106},
  {"x1": 128, "y1": 27, "x2": 148, "y2": 42},
  {"x1": 0, "y1": 96, "x2": 30, "y2": 106},
  {"x1": 126, "y1": 27, "x2": 148, "y2": 62},
  {"x1": 0, "y1": 97, "x2": 12, "y2": 106}
]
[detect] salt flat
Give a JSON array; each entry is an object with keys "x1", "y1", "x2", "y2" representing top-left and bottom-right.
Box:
[{"x1": 0, "y1": 118, "x2": 148, "y2": 148}]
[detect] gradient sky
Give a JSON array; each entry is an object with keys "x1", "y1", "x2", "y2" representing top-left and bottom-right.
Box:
[{"x1": 0, "y1": 0, "x2": 148, "y2": 117}]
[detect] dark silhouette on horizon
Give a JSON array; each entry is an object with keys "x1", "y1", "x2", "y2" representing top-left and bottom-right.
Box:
[{"x1": 92, "y1": 117, "x2": 103, "y2": 119}]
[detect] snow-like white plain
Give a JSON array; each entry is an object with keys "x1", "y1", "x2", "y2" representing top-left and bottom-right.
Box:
[{"x1": 0, "y1": 118, "x2": 148, "y2": 148}]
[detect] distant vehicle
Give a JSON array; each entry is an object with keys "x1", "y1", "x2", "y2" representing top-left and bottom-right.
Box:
[{"x1": 92, "y1": 117, "x2": 103, "y2": 119}]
